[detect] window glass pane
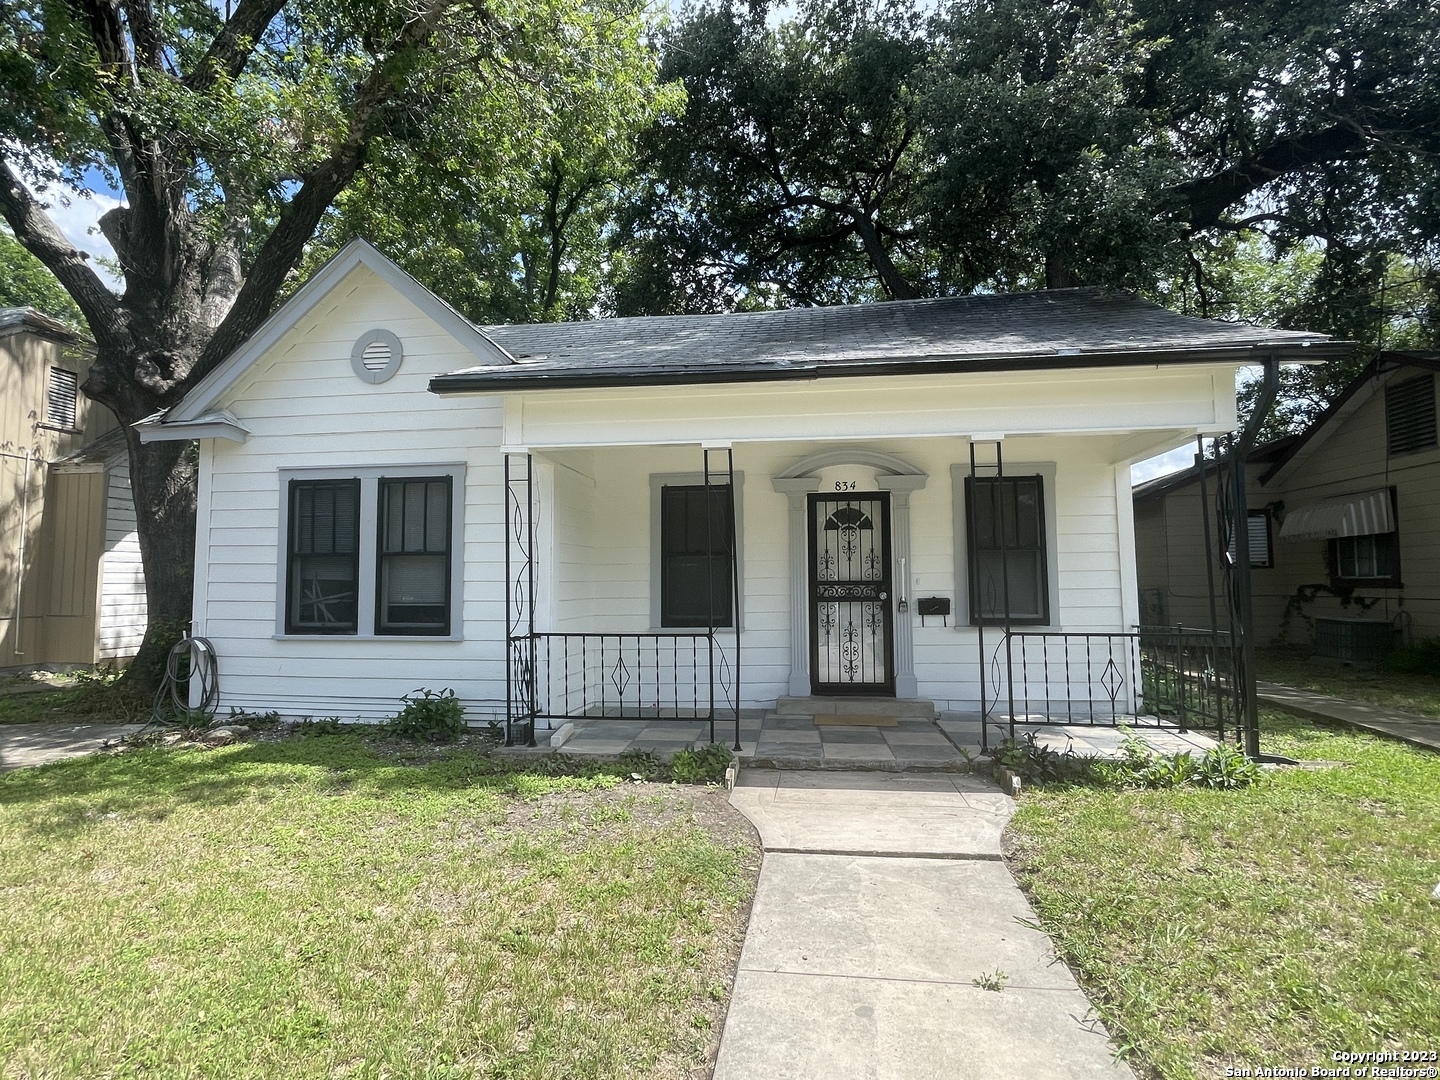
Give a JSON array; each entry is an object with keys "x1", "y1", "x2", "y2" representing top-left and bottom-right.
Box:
[
  {"x1": 1335, "y1": 533, "x2": 1396, "y2": 580},
  {"x1": 380, "y1": 556, "x2": 447, "y2": 628},
  {"x1": 426, "y1": 482, "x2": 448, "y2": 552},
  {"x1": 402, "y1": 482, "x2": 426, "y2": 551}
]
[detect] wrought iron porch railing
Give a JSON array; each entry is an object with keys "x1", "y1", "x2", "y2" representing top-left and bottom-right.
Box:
[
  {"x1": 506, "y1": 631, "x2": 740, "y2": 747},
  {"x1": 984, "y1": 626, "x2": 1238, "y2": 740}
]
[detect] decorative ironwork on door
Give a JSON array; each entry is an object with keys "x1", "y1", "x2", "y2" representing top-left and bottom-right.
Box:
[{"x1": 809, "y1": 494, "x2": 894, "y2": 694}]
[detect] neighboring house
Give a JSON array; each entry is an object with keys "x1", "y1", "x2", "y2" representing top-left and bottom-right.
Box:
[
  {"x1": 0, "y1": 308, "x2": 147, "y2": 671},
  {"x1": 1135, "y1": 351, "x2": 1440, "y2": 659},
  {"x1": 137, "y1": 239, "x2": 1342, "y2": 724}
]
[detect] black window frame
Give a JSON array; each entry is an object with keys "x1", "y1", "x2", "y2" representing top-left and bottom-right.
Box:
[
  {"x1": 659, "y1": 484, "x2": 734, "y2": 628},
  {"x1": 375, "y1": 476, "x2": 454, "y2": 636},
  {"x1": 964, "y1": 474, "x2": 1050, "y2": 626},
  {"x1": 285, "y1": 478, "x2": 362, "y2": 635}
]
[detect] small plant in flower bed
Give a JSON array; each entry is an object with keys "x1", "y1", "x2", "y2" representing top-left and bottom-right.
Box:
[
  {"x1": 669, "y1": 743, "x2": 733, "y2": 784},
  {"x1": 385, "y1": 688, "x2": 465, "y2": 742},
  {"x1": 1000, "y1": 730, "x2": 1261, "y2": 790}
]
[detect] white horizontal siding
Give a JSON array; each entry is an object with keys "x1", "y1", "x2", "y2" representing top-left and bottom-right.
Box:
[{"x1": 97, "y1": 460, "x2": 147, "y2": 661}]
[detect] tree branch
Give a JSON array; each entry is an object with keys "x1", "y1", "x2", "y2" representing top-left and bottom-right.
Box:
[
  {"x1": 1172, "y1": 122, "x2": 1370, "y2": 229},
  {"x1": 183, "y1": 0, "x2": 289, "y2": 93},
  {"x1": 196, "y1": 0, "x2": 464, "y2": 374},
  {"x1": 0, "y1": 157, "x2": 122, "y2": 343}
]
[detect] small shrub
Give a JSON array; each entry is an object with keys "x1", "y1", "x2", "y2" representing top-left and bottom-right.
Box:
[
  {"x1": 1387, "y1": 637, "x2": 1440, "y2": 676},
  {"x1": 617, "y1": 748, "x2": 664, "y2": 780},
  {"x1": 386, "y1": 688, "x2": 465, "y2": 742},
  {"x1": 998, "y1": 733, "x2": 1089, "y2": 784},
  {"x1": 670, "y1": 742, "x2": 733, "y2": 784},
  {"x1": 1193, "y1": 742, "x2": 1262, "y2": 789},
  {"x1": 293, "y1": 716, "x2": 347, "y2": 737}
]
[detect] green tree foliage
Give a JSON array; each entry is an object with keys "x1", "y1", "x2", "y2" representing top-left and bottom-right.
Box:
[
  {"x1": 315, "y1": 8, "x2": 680, "y2": 322},
  {"x1": 616, "y1": 0, "x2": 1439, "y2": 430},
  {"x1": 0, "y1": 0, "x2": 664, "y2": 688},
  {"x1": 0, "y1": 228, "x2": 83, "y2": 327}
]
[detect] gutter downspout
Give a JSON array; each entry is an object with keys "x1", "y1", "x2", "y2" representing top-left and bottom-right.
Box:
[{"x1": 1232, "y1": 357, "x2": 1280, "y2": 758}]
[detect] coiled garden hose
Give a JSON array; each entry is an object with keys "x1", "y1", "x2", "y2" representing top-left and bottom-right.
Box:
[{"x1": 146, "y1": 635, "x2": 220, "y2": 727}]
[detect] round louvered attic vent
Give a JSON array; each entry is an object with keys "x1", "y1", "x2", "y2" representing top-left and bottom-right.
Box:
[{"x1": 350, "y1": 328, "x2": 403, "y2": 384}]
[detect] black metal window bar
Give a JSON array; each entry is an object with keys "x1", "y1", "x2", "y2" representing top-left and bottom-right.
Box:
[{"x1": 503, "y1": 449, "x2": 742, "y2": 749}]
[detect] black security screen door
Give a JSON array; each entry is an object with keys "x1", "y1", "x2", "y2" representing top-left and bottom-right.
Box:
[{"x1": 808, "y1": 493, "x2": 894, "y2": 695}]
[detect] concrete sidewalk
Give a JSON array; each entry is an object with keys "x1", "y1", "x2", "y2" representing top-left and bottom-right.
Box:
[
  {"x1": 716, "y1": 770, "x2": 1134, "y2": 1079},
  {"x1": 0, "y1": 723, "x2": 144, "y2": 773},
  {"x1": 1259, "y1": 681, "x2": 1440, "y2": 752}
]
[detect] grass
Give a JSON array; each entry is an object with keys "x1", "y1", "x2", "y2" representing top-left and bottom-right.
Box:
[
  {"x1": 1005, "y1": 710, "x2": 1440, "y2": 1079},
  {"x1": 1257, "y1": 645, "x2": 1440, "y2": 718},
  {"x1": 0, "y1": 732, "x2": 760, "y2": 1079}
]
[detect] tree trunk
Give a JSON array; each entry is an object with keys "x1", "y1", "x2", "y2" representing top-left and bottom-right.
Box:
[
  {"x1": 852, "y1": 215, "x2": 919, "y2": 300},
  {"x1": 120, "y1": 429, "x2": 199, "y2": 692}
]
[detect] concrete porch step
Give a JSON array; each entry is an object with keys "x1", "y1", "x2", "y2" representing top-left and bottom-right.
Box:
[{"x1": 773, "y1": 696, "x2": 937, "y2": 720}]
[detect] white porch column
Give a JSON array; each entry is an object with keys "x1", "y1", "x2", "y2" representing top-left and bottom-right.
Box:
[
  {"x1": 875, "y1": 473, "x2": 927, "y2": 699},
  {"x1": 772, "y1": 476, "x2": 822, "y2": 695}
]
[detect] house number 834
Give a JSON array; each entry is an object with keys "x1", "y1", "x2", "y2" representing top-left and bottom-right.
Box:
[{"x1": 834, "y1": 481, "x2": 857, "y2": 490}]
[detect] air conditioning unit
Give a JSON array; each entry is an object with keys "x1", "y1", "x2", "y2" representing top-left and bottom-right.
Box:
[{"x1": 1312, "y1": 618, "x2": 1396, "y2": 664}]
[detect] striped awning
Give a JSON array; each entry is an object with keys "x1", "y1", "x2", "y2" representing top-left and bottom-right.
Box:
[{"x1": 1278, "y1": 490, "x2": 1394, "y2": 541}]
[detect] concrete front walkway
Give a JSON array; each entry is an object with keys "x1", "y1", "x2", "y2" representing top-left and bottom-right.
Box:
[
  {"x1": 0, "y1": 723, "x2": 144, "y2": 773},
  {"x1": 716, "y1": 770, "x2": 1134, "y2": 1079},
  {"x1": 1259, "y1": 681, "x2": 1440, "y2": 752}
]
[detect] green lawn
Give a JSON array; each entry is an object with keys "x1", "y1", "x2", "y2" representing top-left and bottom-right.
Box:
[
  {"x1": 1006, "y1": 710, "x2": 1440, "y2": 1079},
  {"x1": 0, "y1": 734, "x2": 759, "y2": 1079},
  {"x1": 1257, "y1": 645, "x2": 1440, "y2": 718}
]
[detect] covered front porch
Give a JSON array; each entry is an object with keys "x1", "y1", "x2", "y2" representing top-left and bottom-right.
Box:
[{"x1": 497, "y1": 422, "x2": 1240, "y2": 754}]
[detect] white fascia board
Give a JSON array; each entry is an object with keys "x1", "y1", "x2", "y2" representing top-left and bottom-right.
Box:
[
  {"x1": 169, "y1": 238, "x2": 513, "y2": 424},
  {"x1": 135, "y1": 410, "x2": 252, "y2": 444}
]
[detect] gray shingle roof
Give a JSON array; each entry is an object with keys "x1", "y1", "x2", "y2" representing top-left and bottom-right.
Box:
[{"x1": 435, "y1": 287, "x2": 1347, "y2": 393}]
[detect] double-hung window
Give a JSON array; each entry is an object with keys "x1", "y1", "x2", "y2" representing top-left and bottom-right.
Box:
[
  {"x1": 283, "y1": 470, "x2": 458, "y2": 637},
  {"x1": 964, "y1": 475, "x2": 1049, "y2": 624},
  {"x1": 659, "y1": 484, "x2": 734, "y2": 628},
  {"x1": 377, "y1": 478, "x2": 452, "y2": 634},
  {"x1": 287, "y1": 480, "x2": 361, "y2": 634}
]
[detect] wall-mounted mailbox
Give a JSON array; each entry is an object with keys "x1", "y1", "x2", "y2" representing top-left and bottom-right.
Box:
[{"x1": 917, "y1": 596, "x2": 951, "y2": 626}]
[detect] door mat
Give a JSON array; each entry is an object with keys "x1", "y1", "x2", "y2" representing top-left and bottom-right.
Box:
[{"x1": 811, "y1": 714, "x2": 899, "y2": 727}]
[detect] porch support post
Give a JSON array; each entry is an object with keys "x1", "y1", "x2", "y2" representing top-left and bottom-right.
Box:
[
  {"x1": 773, "y1": 477, "x2": 822, "y2": 696},
  {"x1": 875, "y1": 474, "x2": 927, "y2": 699}
]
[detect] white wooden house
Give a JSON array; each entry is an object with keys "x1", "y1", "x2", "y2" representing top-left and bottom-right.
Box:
[{"x1": 137, "y1": 240, "x2": 1343, "y2": 732}]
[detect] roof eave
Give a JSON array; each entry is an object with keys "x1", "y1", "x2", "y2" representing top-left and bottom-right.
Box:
[{"x1": 430, "y1": 340, "x2": 1354, "y2": 395}]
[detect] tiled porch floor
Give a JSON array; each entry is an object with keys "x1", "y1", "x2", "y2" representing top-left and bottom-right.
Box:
[{"x1": 547, "y1": 713, "x2": 1219, "y2": 767}]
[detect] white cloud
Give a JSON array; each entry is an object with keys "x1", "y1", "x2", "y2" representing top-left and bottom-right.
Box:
[
  {"x1": 1130, "y1": 444, "x2": 1196, "y2": 486},
  {"x1": 32, "y1": 183, "x2": 125, "y2": 291}
]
